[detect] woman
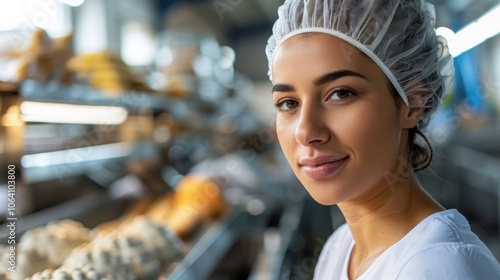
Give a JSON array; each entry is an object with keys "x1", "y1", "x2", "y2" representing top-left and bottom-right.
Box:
[{"x1": 265, "y1": 0, "x2": 500, "y2": 279}]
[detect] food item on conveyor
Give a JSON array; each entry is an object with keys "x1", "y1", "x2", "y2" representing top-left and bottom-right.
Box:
[
  {"x1": 51, "y1": 33, "x2": 74, "y2": 85},
  {"x1": 144, "y1": 193, "x2": 175, "y2": 223},
  {"x1": 16, "y1": 29, "x2": 53, "y2": 82},
  {"x1": 28, "y1": 265, "x2": 105, "y2": 280},
  {"x1": 89, "y1": 219, "x2": 122, "y2": 237},
  {"x1": 174, "y1": 175, "x2": 226, "y2": 218},
  {"x1": 26, "y1": 29, "x2": 52, "y2": 53},
  {"x1": 122, "y1": 216, "x2": 184, "y2": 263},
  {"x1": 16, "y1": 29, "x2": 73, "y2": 84},
  {"x1": 20, "y1": 220, "x2": 91, "y2": 267},
  {"x1": 92, "y1": 232, "x2": 160, "y2": 280},
  {"x1": 67, "y1": 52, "x2": 152, "y2": 94},
  {"x1": 64, "y1": 244, "x2": 131, "y2": 279},
  {"x1": 122, "y1": 196, "x2": 158, "y2": 221},
  {"x1": 91, "y1": 216, "x2": 184, "y2": 275},
  {"x1": 0, "y1": 245, "x2": 50, "y2": 280},
  {"x1": 156, "y1": 175, "x2": 226, "y2": 238},
  {"x1": 2, "y1": 216, "x2": 183, "y2": 280},
  {"x1": 67, "y1": 52, "x2": 130, "y2": 94}
]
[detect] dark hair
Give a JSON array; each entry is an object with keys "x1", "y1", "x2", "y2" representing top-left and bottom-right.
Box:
[{"x1": 388, "y1": 82, "x2": 433, "y2": 172}]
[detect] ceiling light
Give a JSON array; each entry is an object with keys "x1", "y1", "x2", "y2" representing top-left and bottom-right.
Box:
[
  {"x1": 20, "y1": 101, "x2": 128, "y2": 125},
  {"x1": 442, "y1": 4, "x2": 500, "y2": 57}
]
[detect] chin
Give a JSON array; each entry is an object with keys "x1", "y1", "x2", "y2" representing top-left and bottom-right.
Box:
[
  {"x1": 309, "y1": 190, "x2": 351, "y2": 205},
  {"x1": 309, "y1": 194, "x2": 340, "y2": 206},
  {"x1": 300, "y1": 179, "x2": 350, "y2": 206}
]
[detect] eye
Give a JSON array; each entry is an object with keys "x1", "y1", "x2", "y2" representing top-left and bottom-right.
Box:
[
  {"x1": 329, "y1": 88, "x2": 356, "y2": 101},
  {"x1": 275, "y1": 99, "x2": 299, "y2": 112}
]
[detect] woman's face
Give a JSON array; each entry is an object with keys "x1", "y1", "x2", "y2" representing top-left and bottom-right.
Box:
[{"x1": 272, "y1": 33, "x2": 409, "y2": 205}]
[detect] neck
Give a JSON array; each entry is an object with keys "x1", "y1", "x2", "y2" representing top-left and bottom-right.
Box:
[{"x1": 338, "y1": 174, "x2": 444, "y2": 260}]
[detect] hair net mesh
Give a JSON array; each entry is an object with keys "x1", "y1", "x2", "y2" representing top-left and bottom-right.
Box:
[{"x1": 266, "y1": 0, "x2": 454, "y2": 129}]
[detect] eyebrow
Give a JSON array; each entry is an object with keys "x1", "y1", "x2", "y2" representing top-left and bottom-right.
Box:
[
  {"x1": 272, "y1": 70, "x2": 367, "y2": 93},
  {"x1": 314, "y1": 70, "x2": 367, "y2": 86}
]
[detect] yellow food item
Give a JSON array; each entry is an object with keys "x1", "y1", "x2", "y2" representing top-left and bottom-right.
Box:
[
  {"x1": 164, "y1": 208, "x2": 202, "y2": 238},
  {"x1": 27, "y1": 29, "x2": 51, "y2": 53},
  {"x1": 151, "y1": 175, "x2": 226, "y2": 238},
  {"x1": 146, "y1": 194, "x2": 175, "y2": 223},
  {"x1": 14, "y1": 29, "x2": 73, "y2": 83},
  {"x1": 173, "y1": 175, "x2": 225, "y2": 219},
  {"x1": 67, "y1": 59, "x2": 129, "y2": 74},
  {"x1": 67, "y1": 51, "x2": 151, "y2": 93},
  {"x1": 87, "y1": 78, "x2": 129, "y2": 94},
  {"x1": 74, "y1": 52, "x2": 124, "y2": 64}
]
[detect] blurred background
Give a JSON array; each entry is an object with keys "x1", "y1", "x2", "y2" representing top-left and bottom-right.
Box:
[{"x1": 0, "y1": 0, "x2": 499, "y2": 279}]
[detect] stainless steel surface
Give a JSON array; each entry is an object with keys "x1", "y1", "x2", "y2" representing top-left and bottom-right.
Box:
[
  {"x1": 168, "y1": 207, "x2": 272, "y2": 280},
  {"x1": 21, "y1": 80, "x2": 181, "y2": 117}
]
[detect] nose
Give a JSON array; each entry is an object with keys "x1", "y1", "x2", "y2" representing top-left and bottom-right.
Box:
[{"x1": 295, "y1": 102, "x2": 330, "y2": 146}]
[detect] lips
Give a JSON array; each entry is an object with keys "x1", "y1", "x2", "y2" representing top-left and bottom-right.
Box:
[{"x1": 299, "y1": 156, "x2": 349, "y2": 180}]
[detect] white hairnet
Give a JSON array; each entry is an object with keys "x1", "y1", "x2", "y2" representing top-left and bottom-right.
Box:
[{"x1": 266, "y1": 0, "x2": 454, "y2": 129}]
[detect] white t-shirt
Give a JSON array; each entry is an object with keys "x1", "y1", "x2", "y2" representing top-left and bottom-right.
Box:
[{"x1": 314, "y1": 209, "x2": 500, "y2": 280}]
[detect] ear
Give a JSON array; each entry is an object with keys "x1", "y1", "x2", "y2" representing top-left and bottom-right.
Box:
[{"x1": 401, "y1": 91, "x2": 427, "y2": 129}]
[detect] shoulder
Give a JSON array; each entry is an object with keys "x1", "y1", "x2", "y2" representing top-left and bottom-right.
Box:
[
  {"x1": 396, "y1": 243, "x2": 500, "y2": 279},
  {"x1": 403, "y1": 209, "x2": 492, "y2": 249},
  {"x1": 395, "y1": 210, "x2": 500, "y2": 279}
]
